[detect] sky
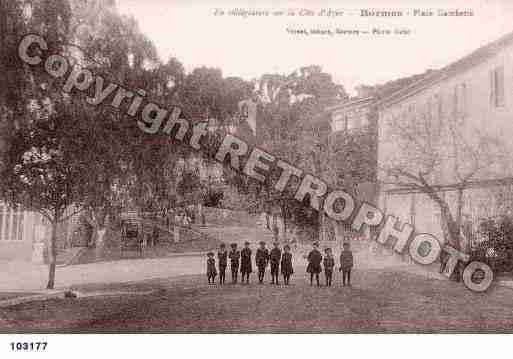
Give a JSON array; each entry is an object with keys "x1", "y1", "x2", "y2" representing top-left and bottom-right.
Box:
[{"x1": 116, "y1": 0, "x2": 513, "y2": 95}]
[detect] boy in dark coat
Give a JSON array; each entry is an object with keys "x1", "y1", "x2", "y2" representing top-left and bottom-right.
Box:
[
  {"x1": 281, "y1": 244, "x2": 293, "y2": 285},
  {"x1": 339, "y1": 242, "x2": 354, "y2": 286},
  {"x1": 269, "y1": 241, "x2": 282, "y2": 284},
  {"x1": 206, "y1": 252, "x2": 217, "y2": 284},
  {"x1": 255, "y1": 241, "x2": 269, "y2": 284},
  {"x1": 217, "y1": 243, "x2": 228, "y2": 285},
  {"x1": 306, "y1": 242, "x2": 322, "y2": 286},
  {"x1": 240, "y1": 241, "x2": 252, "y2": 284},
  {"x1": 323, "y1": 248, "x2": 335, "y2": 287},
  {"x1": 229, "y1": 243, "x2": 240, "y2": 284}
]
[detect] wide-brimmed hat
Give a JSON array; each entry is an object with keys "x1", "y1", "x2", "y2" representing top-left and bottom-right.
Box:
[
  {"x1": 230, "y1": 243, "x2": 237, "y2": 248},
  {"x1": 259, "y1": 241, "x2": 266, "y2": 245},
  {"x1": 244, "y1": 241, "x2": 250, "y2": 245},
  {"x1": 207, "y1": 251, "x2": 214, "y2": 256},
  {"x1": 313, "y1": 241, "x2": 319, "y2": 246}
]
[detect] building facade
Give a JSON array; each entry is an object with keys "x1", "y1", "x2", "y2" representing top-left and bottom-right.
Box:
[
  {"x1": 377, "y1": 31, "x2": 513, "y2": 247},
  {"x1": 0, "y1": 203, "x2": 47, "y2": 261},
  {"x1": 325, "y1": 96, "x2": 379, "y2": 240},
  {"x1": 0, "y1": 202, "x2": 80, "y2": 262}
]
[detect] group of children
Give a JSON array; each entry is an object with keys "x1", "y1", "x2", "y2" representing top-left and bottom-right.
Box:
[{"x1": 206, "y1": 241, "x2": 354, "y2": 287}]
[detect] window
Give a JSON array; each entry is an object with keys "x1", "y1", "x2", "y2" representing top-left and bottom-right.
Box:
[
  {"x1": 331, "y1": 113, "x2": 347, "y2": 132},
  {"x1": 453, "y1": 83, "x2": 467, "y2": 116},
  {"x1": 347, "y1": 115, "x2": 361, "y2": 131},
  {"x1": 425, "y1": 99, "x2": 432, "y2": 120},
  {"x1": 436, "y1": 93, "x2": 443, "y2": 119},
  {"x1": 0, "y1": 204, "x2": 24, "y2": 241},
  {"x1": 490, "y1": 66, "x2": 505, "y2": 107}
]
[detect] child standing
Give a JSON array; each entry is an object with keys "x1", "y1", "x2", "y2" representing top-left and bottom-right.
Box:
[
  {"x1": 269, "y1": 241, "x2": 282, "y2": 284},
  {"x1": 240, "y1": 241, "x2": 252, "y2": 284},
  {"x1": 281, "y1": 244, "x2": 293, "y2": 285},
  {"x1": 255, "y1": 241, "x2": 269, "y2": 284},
  {"x1": 206, "y1": 252, "x2": 217, "y2": 284},
  {"x1": 229, "y1": 243, "x2": 240, "y2": 284},
  {"x1": 217, "y1": 243, "x2": 228, "y2": 285},
  {"x1": 306, "y1": 242, "x2": 322, "y2": 286},
  {"x1": 323, "y1": 248, "x2": 335, "y2": 287},
  {"x1": 339, "y1": 242, "x2": 354, "y2": 286}
]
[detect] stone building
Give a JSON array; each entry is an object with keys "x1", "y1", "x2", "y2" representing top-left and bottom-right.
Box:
[{"x1": 377, "y1": 31, "x2": 513, "y2": 248}]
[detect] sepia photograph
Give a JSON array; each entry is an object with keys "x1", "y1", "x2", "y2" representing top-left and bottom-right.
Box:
[{"x1": 1, "y1": 0, "x2": 513, "y2": 346}]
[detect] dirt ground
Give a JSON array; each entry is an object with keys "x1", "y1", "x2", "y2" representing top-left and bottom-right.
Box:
[{"x1": 1, "y1": 268, "x2": 513, "y2": 333}]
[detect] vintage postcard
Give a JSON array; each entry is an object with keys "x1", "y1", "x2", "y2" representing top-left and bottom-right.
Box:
[{"x1": 1, "y1": 0, "x2": 513, "y2": 347}]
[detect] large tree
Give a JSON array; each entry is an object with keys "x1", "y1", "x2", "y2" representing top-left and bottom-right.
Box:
[
  {"x1": 1, "y1": 97, "x2": 98, "y2": 288},
  {"x1": 381, "y1": 98, "x2": 506, "y2": 253}
]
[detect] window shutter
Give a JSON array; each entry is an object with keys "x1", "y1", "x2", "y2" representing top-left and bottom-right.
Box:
[
  {"x1": 489, "y1": 70, "x2": 495, "y2": 106},
  {"x1": 496, "y1": 66, "x2": 505, "y2": 106}
]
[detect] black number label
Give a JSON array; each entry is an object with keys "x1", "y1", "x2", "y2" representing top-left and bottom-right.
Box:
[{"x1": 10, "y1": 342, "x2": 47, "y2": 351}]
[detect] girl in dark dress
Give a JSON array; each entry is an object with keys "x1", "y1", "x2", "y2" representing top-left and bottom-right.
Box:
[
  {"x1": 206, "y1": 252, "x2": 217, "y2": 284},
  {"x1": 306, "y1": 242, "x2": 322, "y2": 286},
  {"x1": 217, "y1": 243, "x2": 228, "y2": 285},
  {"x1": 281, "y1": 244, "x2": 294, "y2": 285},
  {"x1": 229, "y1": 243, "x2": 240, "y2": 284},
  {"x1": 255, "y1": 241, "x2": 269, "y2": 284},
  {"x1": 240, "y1": 241, "x2": 252, "y2": 284}
]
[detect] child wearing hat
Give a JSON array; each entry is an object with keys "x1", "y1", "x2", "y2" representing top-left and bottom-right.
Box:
[
  {"x1": 217, "y1": 243, "x2": 228, "y2": 285},
  {"x1": 206, "y1": 252, "x2": 217, "y2": 284},
  {"x1": 306, "y1": 242, "x2": 322, "y2": 286},
  {"x1": 281, "y1": 244, "x2": 294, "y2": 285},
  {"x1": 255, "y1": 241, "x2": 269, "y2": 284},
  {"x1": 323, "y1": 248, "x2": 335, "y2": 287},
  {"x1": 269, "y1": 241, "x2": 282, "y2": 284},
  {"x1": 229, "y1": 243, "x2": 240, "y2": 284},
  {"x1": 240, "y1": 241, "x2": 253, "y2": 284}
]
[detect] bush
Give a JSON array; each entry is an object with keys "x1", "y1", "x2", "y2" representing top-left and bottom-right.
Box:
[{"x1": 470, "y1": 216, "x2": 513, "y2": 273}]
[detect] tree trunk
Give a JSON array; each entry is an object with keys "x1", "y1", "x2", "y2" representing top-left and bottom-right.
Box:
[
  {"x1": 425, "y1": 189, "x2": 460, "y2": 250},
  {"x1": 88, "y1": 207, "x2": 109, "y2": 246},
  {"x1": 456, "y1": 187, "x2": 466, "y2": 251},
  {"x1": 281, "y1": 203, "x2": 288, "y2": 241},
  {"x1": 318, "y1": 209, "x2": 324, "y2": 242},
  {"x1": 435, "y1": 195, "x2": 463, "y2": 281},
  {"x1": 95, "y1": 226, "x2": 107, "y2": 245},
  {"x1": 46, "y1": 221, "x2": 59, "y2": 289}
]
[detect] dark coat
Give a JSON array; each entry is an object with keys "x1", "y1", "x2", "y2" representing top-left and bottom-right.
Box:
[
  {"x1": 255, "y1": 248, "x2": 269, "y2": 268},
  {"x1": 324, "y1": 255, "x2": 335, "y2": 273},
  {"x1": 207, "y1": 258, "x2": 217, "y2": 277},
  {"x1": 218, "y1": 250, "x2": 228, "y2": 269},
  {"x1": 340, "y1": 250, "x2": 354, "y2": 270},
  {"x1": 281, "y1": 252, "x2": 293, "y2": 276},
  {"x1": 240, "y1": 247, "x2": 252, "y2": 273},
  {"x1": 270, "y1": 247, "x2": 282, "y2": 264},
  {"x1": 229, "y1": 250, "x2": 240, "y2": 269},
  {"x1": 306, "y1": 249, "x2": 322, "y2": 274}
]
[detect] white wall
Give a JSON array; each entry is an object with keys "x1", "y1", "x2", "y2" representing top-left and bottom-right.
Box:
[
  {"x1": 377, "y1": 42, "x2": 513, "y2": 242},
  {"x1": 379, "y1": 43, "x2": 513, "y2": 186}
]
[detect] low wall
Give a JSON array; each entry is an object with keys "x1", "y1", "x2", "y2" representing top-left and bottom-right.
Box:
[{"x1": 0, "y1": 240, "x2": 33, "y2": 261}]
